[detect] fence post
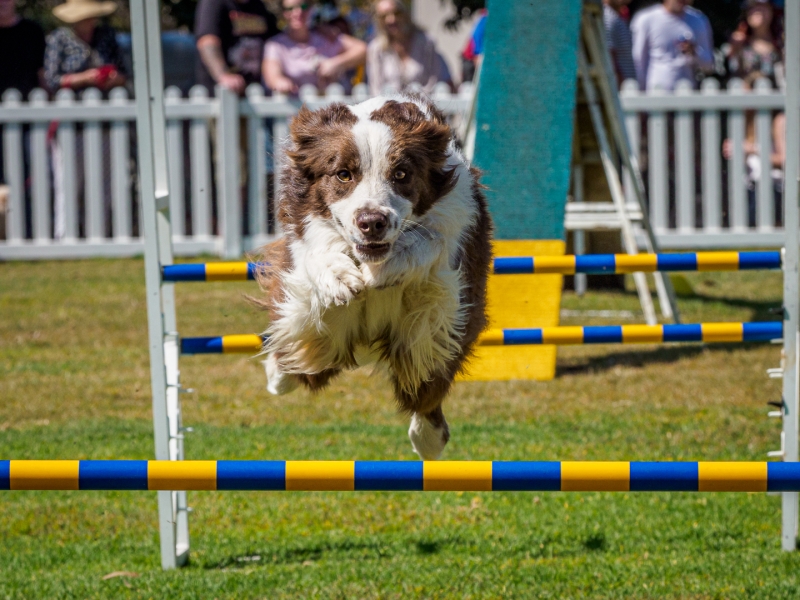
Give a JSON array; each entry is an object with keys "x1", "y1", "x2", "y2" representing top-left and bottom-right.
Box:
[
  {"x1": 110, "y1": 87, "x2": 132, "y2": 241},
  {"x1": 647, "y1": 88, "x2": 669, "y2": 232},
  {"x1": 2, "y1": 89, "x2": 24, "y2": 243},
  {"x1": 675, "y1": 80, "x2": 695, "y2": 233},
  {"x1": 701, "y1": 78, "x2": 722, "y2": 232},
  {"x1": 755, "y1": 77, "x2": 775, "y2": 230},
  {"x1": 189, "y1": 86, "x2": 212, "y2": 240},
  {"x1": 727, "y1": 78, "x2": 748, "y2": 231},
  {"x1": 216, "y1": 85, "x2": 241, "y2": 258},
  {"x1": 166, "y1": 87, "x2": 185, "y2": 238},
  {"x1": 29, "y1": 88, "x2": 51, "y2": 244}
]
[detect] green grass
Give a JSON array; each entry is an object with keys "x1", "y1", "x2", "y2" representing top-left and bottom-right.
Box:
[{"x1": 1, "y1": 258, "x2": 799, "y2": 598}]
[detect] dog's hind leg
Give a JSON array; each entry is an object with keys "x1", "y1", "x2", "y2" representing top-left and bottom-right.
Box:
[
  {"x1": 263, "y1": 353, "x2": 300, "y2": 396},
  {"x1": 395, "y1": 374, "x2": 452, "y2": 460}
]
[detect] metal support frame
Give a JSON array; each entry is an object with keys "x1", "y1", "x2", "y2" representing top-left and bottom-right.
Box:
[
  {"x1": 781, "y1": 0, "x2": 800, "y2": 552},
  {"x1": 129, "y1": 0, "x2": 188, "y2": 568},
  {"x1": 573, "y1": 4, "x2": 681, "y2": 324}
]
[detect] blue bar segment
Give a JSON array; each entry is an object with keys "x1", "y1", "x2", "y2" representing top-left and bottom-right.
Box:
[
  {"x1": 217, "y1": 461, "x2": 286, "y2": 490},
  {"x1": 0, "y1": 461, "x2": 8, "y2": 490},
  {"x1": 503, "y1": 329, "x2": 543, "y2": 345},
  {"x1": 493, "y1": 461, "x2": 561, "y2": 491},
  {"x1": 181, "y1": 337, "x2": 224, "y2": 355},
  {"x1": 355, "y1": 461, "x2": 423, "y2": 491},
  {"x1": 663, "y1": 324, "x2": 703, "y2": 342},
  {"x1": 583, "y1": 326, "x2": 623, "y2": 344},
  {"x1": 79, "y1": 460, "x2": 148, "y2": 490},
  {"x1": 575, "y1": 255, "x2": 616, "y2": 274},
  {"x1": 630, "y1": 462, "x2": 698, "y2": 491},
  {"x1": 494, "y1": 257, "x2": 534, "y2": 274},
  {"x1": 767, "y1": 462, "x2": 800, "y2": 492},
  {"x1": 739, "y1": 251, "x2": 782, "y2": 270},
  {"x1": 246, "y1": 263, "x2": 259, "y2": 280},
  {"x1": 743, "y1": 322, "x2": 783, "y2": 342},
  {"x1": 162, "y1": 264, "x2": 207, "y2": 282},
  {"x1": 657, "y1": 253, "x2": 698, "y2": 271}
]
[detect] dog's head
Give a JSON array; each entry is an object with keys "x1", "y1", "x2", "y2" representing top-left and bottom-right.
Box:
[{"x1": 283, "y1": 96, "x2": 457, "y2": 264}]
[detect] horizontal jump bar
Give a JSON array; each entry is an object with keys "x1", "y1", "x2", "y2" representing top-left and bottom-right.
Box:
[
  {"x1": 2, "y1": 461, "x2": 798, "y2": 492},
  {"x1": 180, "y1": 322, "x2": 782, "y2": 354},
  {"x1": 161, "y1": 251, "x2": 782, "y2": 281}
]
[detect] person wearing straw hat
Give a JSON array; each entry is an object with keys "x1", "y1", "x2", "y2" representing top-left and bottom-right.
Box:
[
  {"x1": 44, "y1": 0, "x2": 127, "y2": 93},
  {"x1": 46, "y1": 0, "x2": 128, "y2": 241}
]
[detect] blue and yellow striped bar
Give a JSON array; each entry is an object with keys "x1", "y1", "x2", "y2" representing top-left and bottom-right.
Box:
[
  {"x1": 180, "y1": 322, "x2": 783, "y2": 354},
  {"x1": 3, "y1": 461, "x2": 800, "y2": 492},
  {"x1": 493, "y1": 251, "x2": 781, "y2": 274},
  {"x1": 162, "y1": 262, "x2": 258, "y2": 282},
  {"x1": 161, "y1": 252, "x2": 782, "y2": 282}
]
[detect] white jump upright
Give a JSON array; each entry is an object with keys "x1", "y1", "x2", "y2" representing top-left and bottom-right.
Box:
[
  {"x1": 781, "y1": 0, "x2": 800, "y2": 552},
  {"x1": 129, "y1": 0, "x2": 189, "y2": 569}
]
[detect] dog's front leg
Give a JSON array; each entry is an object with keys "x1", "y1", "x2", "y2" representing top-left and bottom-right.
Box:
[{"x1": 296, "y1": 245, "x2": 365, "y2": 307}]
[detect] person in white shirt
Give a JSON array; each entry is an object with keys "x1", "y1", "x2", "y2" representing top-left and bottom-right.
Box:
[{"x1": 631, "y1": 0, "x2": 714, "y2": 91}]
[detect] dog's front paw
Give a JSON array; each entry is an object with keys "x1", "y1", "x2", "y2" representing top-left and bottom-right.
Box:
[{"x1": 316, "y1": 258, "x2": 364, "y2": 306}]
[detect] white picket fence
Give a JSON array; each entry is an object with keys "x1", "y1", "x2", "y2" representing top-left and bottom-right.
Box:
[
  {"x1": 0, "y1": 78, "x2": 786, "y2": 259},
  {"x1": 621, "y1": 77, "x2": 786, "y2": 249}
]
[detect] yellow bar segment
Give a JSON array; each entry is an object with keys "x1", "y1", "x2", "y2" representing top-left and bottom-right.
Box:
[
  {"x1": 205, "y1": 262, "x2": 250, "y2": 281},
  {"x1": 148, "y1": 461, "x2": 217, "y2": 490},
  {"x1": 615, "y1": 254, "x2": 658, "y2": 273},
  {"x1": 424, "y1": 461, "x2": 492, "y2": 491},
  {"x1": 477, "y1": 329, "x2": 505, "y2": 346},
  {"x1": 10, "y1": 460, "x2": 80, "y2": 490},
  {"x1": 701, "y1": 323, "x2": 744, "y2": 343},
  {"x1": 621, "y1": 325, "x2": 665, "y2": 343},
  {"x1": 286, "y1": 461, "x2": 355, "y2": 491},
  {"x1": 541, "y1": 326, "x2": 584, "y2": 345},
  {"x1": 696, "y1": 252, "x2": 740, "y2": 271},
  {"x1": 561, "y1": 462, "x2": 630, "y2": 491},
  {"x1": 222, "y1": 334, "x2": 264, "y2": 353},
  {"x1": 531, "y1": 255, "x2": 576, "y2": 274},
  {"x1": 698, "y1": 462, "x2": 767, "y2": 492}
]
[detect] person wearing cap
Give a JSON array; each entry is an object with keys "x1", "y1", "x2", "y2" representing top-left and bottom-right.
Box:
[{"x1": 43, "y1": 0, "x2": 127, "y2": 93}]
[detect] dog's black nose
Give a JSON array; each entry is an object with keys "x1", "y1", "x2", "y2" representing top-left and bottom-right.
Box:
[{"x1": 356, "y1": 211, "x2": 388, "y2": 239}]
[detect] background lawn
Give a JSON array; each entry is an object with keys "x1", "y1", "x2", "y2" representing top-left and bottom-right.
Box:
[{"x1": 1, "y1": 258, "x2": 799, "y2": 598}]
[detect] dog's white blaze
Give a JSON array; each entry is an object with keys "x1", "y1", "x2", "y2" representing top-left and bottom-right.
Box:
[
  {"x1": 328, "y1": 117, "x2": 411, "y2": 250},
  {"x1": 408, "y1": 412, "x2": 448, "y2": 461}
]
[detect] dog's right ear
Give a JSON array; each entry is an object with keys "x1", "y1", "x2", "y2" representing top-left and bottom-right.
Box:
[{"x1": 288, "y1": 103, "x2": 357, "y2": 174}]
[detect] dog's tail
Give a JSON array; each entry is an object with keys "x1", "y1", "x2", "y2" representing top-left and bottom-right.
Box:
[{"x1": 245, "y1": 237, "x2": 290, "y2": 313}]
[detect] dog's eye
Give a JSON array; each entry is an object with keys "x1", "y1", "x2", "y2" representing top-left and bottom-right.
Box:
[
  {"x1": 394, "y1": 170, "x2": 407, "y2": 181},
  {"x1": 336, "y1": 170, "x2": 353, "y2": 182}
]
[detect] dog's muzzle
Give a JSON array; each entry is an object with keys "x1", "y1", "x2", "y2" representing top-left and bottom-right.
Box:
[{"x1": 355, "y1": 211, "x2": 392, "y2": 261}]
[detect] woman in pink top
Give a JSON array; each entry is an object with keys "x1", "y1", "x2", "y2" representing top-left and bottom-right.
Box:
[
  {"x1": 367, "y1": 0, "x2": 452, "y2": 96},
  {"x1": 262, "y1": 0, "x2": 366, "y2": 94}
]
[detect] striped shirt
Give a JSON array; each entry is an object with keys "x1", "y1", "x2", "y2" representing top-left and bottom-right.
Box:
[{"x1": 603, "y1": 5, "x2": 636, "y2": 84}]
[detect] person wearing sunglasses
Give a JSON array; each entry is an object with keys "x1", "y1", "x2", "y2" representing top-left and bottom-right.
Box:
[
  {"x1": 263, "y1": 0, "x2": 366, "y2": 95},
  {"x1": 367, "y1": 0, "x2": 453, "y2": 96}
]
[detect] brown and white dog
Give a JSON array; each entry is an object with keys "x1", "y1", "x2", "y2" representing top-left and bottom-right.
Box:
[{"x1": 254, "y1": 95, "x2": 493, "y2": 460}]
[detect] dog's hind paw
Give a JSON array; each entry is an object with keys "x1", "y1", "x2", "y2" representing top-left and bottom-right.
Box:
[
  {"x1": 408, "y1": 412, "x2": 450, "y2": 460},
  {"x1": 316, "y1": 259, "x2": 364, "y2": 306},
  {"x1": 263, "y1": 355, "x2": 300, "y2": 395}
]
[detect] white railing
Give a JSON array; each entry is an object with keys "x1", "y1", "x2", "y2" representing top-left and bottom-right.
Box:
[
  {"x1": 620, "y1": 77, "x2": 785, "y2": 249},
  {"x1": 0, "y1": 78, "x2": 786, "y2": 259},
  {"x1": 0, "y1": 82, "x2": 471, "y2": 260}
]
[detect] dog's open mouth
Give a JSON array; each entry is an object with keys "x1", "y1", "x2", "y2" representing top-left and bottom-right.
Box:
[{"x1": 355, "y1": 242, "x2": 391, "y2": 261}]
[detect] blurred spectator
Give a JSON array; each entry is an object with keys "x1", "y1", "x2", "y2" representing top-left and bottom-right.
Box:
[
  {"x1": 195, "y1": 0, "x2": 279, "y2": 96},
  {"x1": 725, "y1": 0, "x2": 784, "y2": 89},
  {"x1": 631, "y1": 0, "x2": 714, "y2": 90},
  {"x1": 367, "y1": 0, "x2": 453, "y2": 96},
  {"x1": 45, "y1": 0, "x2": 128, "y2": 241},
  {"x1": 0, "y1": 0, "x2": 46, "y2": 220},
  {"x1": 44, "y1": 0, "x2": 127, "y2": 93},
  {"x1": 603, "y1": 0, "x2": 636, "y2": 85},
  {"x1": 0, "y1": 0, "x2": 45, "y2": 99},
  {"x1": 263, "y1": 0, "x2": 366, "y2": 95},
  {"x1": 461, "y1": 8, "x2": 486, "y2": 83}
]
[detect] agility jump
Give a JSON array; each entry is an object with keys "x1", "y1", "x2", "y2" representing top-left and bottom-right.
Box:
[
  {"x1": 161, "y1": 251, "x2": 783, "y2": 282},
  {"x1": 4, "y1": 460, "x2": 800, "y2": 493}
]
